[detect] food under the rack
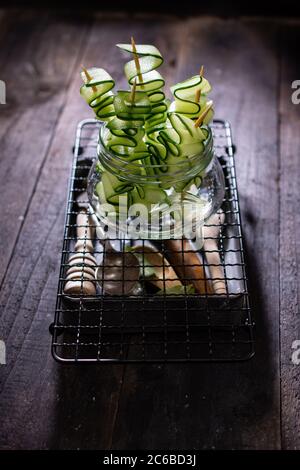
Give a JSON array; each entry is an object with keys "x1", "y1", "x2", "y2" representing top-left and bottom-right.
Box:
[
  {"x1": 132, "y1": 244, "x2": 184, "y2": 291},
  {"x1": 164, "y1": 239, "x2": 213, "y2": 294},
  {"x1": 131, "y1": 242, "x2": 213, "y2": 295},
  {"x1": 80, "y1": 39, "x2": 215, "y2": 209}
]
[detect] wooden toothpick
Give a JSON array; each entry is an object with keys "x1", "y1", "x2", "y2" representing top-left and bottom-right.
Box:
[
  {"x1": 130, "y1": 79, "x2": 137, "y2": 104},
  {"x1": 195, "y1": 88, "x2": 201, "y2": 103},
  {"x1": 195, "y1": 65, "x2": 204, "y2": 102},
  {"x1": 131, "y1": 36, "x2": 144, "y2": 88},
  {"x1": 194, "y1": 101, "x2": 213, "y2": 128},
  {"x1": 81, "y1": 65, "x2": 97, "y2": 92}
]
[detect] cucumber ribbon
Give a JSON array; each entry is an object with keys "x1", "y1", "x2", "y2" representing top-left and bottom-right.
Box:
[
  {"x1": 80, "y1": 43, "x2": 215, "y2": 211},
  {"x1": 80, "y1": 67, "x2": 115, "y2": 120},
  {"x1": 117, "y1": 43, "x2": 169, "y2": 162}
]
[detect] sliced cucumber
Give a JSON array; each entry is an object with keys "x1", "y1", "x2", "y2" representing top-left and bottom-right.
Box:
[
  {"x1": 80, "y1": 67, "x2": 115, "y2": 120},
  {"x1": 169, "y1": 74, "x2": 213, "y2": 121},
  {"x1": 81, "y1": 44, "x2": 216, "y2": 215},
  {"x1": 131, "y1": 185, "x2": 167, "y2": 209},
  {"x1": 101, "y1": 171, "x2": 134, "y2": 205}
]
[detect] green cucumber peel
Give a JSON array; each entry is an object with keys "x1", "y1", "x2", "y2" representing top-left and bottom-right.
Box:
[
  {"x1": 80, "y1": 67, "x2": 115, "y2": 120},
  {"x1": 114, "y1": 90, "x2": 151, "y2": 121},
  {"x1": 107, "y1": 117, "x2": 144, "y2": 131},
  {"x1": 116, "y1": 43, "x2": 163, "y2": 86},
  {"x1": 100, "y1": 171, "x2": 134, "y2": 206},
  {"x1": 116, "y1": 43, "x2": 170, "y2": 160},
  {"x1": 81, "y1": 43, "x2": 216, "y2": 207}
]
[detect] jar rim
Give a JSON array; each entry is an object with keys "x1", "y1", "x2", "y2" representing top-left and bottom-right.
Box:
[{"x1": 97, "y1": 122, "x2": 214, "y2": 184}]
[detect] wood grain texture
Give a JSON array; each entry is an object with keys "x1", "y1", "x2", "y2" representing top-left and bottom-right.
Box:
[
  {"x1": 0, "y1": 12, "x2": 125, "y2": 450},
  {"x1": 0, "y1": 10, "x2": 90, "y2": 287},
  {"x1": 279, "y1": 23, "x2": 300, "y2": 450},
  {"x1": 0, "y1": 10, "x2": 299, "y2": 450},
  {"x1": 0, "y1": 12, "x2": 178, "y2": 451},
  {"x1": 112, "y1": 17, "x2": 281, "y2": 450}
]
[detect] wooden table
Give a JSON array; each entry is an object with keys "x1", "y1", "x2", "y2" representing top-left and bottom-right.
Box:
[{"x1": 0, "y1": 9, "x2": 299, "y2": 450}]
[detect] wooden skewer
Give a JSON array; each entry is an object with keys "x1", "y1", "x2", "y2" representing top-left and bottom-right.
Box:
[
  {"x1": 81, "y1": 65, "x2": 97, "y2": 93},
  {"x1": 194, "y1": 65, "x2": 204, "y2": 102},
  {"x1": 195, "y1": 88, "x2": 201, "y2": 103},
  {"x1": 130, "y1": 79, "x2": 137, "y2": 104},
  {"x1": 131, "y1": 36, "x2": 144, "y2": 88},
  {"x1": 194, "y1": 101, "x2": 213, "y2": 128}
]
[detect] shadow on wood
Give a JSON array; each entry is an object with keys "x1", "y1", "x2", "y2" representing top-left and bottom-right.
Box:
[{"x1": 108, "y1": 232, "x2": 278, "y2": 449}]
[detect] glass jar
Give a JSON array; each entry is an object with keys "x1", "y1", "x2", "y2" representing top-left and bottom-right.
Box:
[{"x1": 88, "y1": 123, "x2": 225, "y2": 240}]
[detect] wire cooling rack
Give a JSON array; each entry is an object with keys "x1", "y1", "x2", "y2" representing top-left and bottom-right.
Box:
[{"x1": 50, "y1": 119, "x2": 255, "y2": 363}]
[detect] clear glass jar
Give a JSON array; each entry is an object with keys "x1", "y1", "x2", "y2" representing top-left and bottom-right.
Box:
[{"x1": 88, "y1": 123, "x2": 225, "y2": 239}]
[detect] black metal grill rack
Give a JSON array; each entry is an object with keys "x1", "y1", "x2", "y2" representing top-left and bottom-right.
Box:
[{"x1": 50, "y1": 119, "x2": 255, "y2": 363}]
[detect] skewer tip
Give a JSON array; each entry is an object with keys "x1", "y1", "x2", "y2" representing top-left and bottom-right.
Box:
[
  {"x1": 81, "y1": 65, "x2": 97, "y2": 92},
  {"x1": 195, "y1": 88, "x2": 201, "y2": 104},
  {"x1": 81, "y1": 64, "x2": 89, "y2": 75},
  {"x1": 194, "y1": 101, "x2": 213, "y2": 128},
  {"x1": 130, "y1": 36, "x2": 144, "y2": 88},
  {"x1": 200, "y1": 65, "x2": 204, "y2": 77}
]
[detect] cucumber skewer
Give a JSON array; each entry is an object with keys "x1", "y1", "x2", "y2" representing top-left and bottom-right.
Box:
[{"x1": 80, "y1": 41, "x2": 216, "y2": 217}]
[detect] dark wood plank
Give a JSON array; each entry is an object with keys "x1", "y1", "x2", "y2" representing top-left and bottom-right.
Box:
[
  {"x1": 0, "y1": 8, "x2": 90, "y2": 384},
  {"x1": 0, "y1": 15, "x2": 120, "y2": 450},
  {"x1": 279, "y1": 23, "x2": 300, "y2": 450},
  {"x1": 0, "y1": 10, "x2": 90, "y2": 286},
  {"x1": 0, "y1": 12, "x2": 178, "y2": 450},
  {"x1": 111, "y1": 17, "x2": 281, "y2": 450},
  {"x1": 0, "y1": 9, "x2": 14, "y2": 43},
  {"x1": 0, "y1": 11, "x2": 286, "y2": 451}
]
